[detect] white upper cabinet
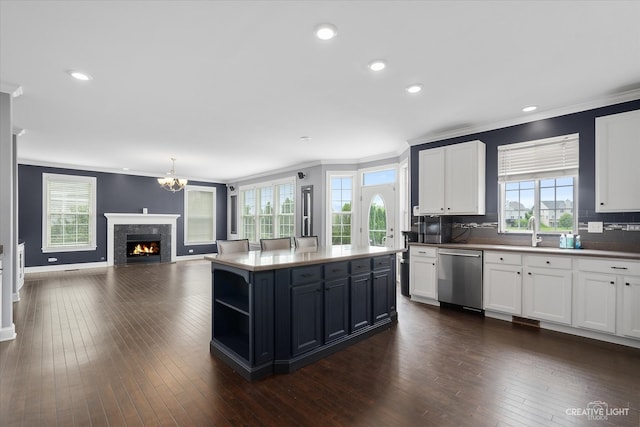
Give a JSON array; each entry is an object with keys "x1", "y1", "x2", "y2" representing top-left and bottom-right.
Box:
[
  {"x1": 418, "y1": 148, "x2": 445, "y2": 214},
  {"x1": 595, "y1": 109, "x2": 640, "y2": 212},
  {"x1": 418, "y1": 140, "x2": 486, "y2": 215}
]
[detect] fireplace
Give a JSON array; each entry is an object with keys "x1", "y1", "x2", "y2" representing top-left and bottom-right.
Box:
[
  {"x1": 105, "y1": 213, "x2": 180, "y2": 267},
  {"x1": 126, "y1": 234, "x2": 161, "y2": 264}
]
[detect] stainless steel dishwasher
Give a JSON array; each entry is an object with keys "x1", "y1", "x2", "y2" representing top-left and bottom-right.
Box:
[{"x1": 437, "y1": 248, "x2": 483, "y2": 311}]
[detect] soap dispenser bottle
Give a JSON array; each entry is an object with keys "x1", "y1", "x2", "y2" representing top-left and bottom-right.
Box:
[{"x1": 560, "y1": 233, "x2": 566, "y2": 249}]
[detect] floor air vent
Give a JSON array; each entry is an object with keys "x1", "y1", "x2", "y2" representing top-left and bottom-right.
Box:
[{"x1": 512, "y1": 316, "x2": 540, "y2": 328}]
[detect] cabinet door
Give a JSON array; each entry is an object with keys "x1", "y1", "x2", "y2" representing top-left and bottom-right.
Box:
[
  {"x1": 409, "y1": 256, "x2": 437, "y2": 299},
  {"x1": 483, "y1": 264, "x2": 522, "y2": 315},
  {"x1": 418, "y1": 148, "x2": 445, "y2": 214},
  {"x1": 621, "y1": 277, "x2": 640, "y2": 339},
  {"x1": 595, "y1": 109, "x2": 640, "y2": 212},
  {"x1": 523, "y1": 267, "x2": 572, "y2": 325},
  {"x1": 445, "y1": 141, "x2": 485, "y2": 214},
  {"x1": 350, "y1": 273, "x2": 372, "y2": 332},
  {"x1": 291, "y1": 282, "x2": 323, "y2": 356},
  {"x1": 324, "y1": 277, "x2": 349, "y2": 343},
  {"x1": 372, "y1": 269, "x2": 391, "y2": 323},
  {"x1": 574, "y1": 272, "x2": 616, "y2": 334}
]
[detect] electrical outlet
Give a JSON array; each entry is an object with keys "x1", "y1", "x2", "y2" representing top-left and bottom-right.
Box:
[
  {"x1": 587, "y1": 221, "x2": 604, "y2": 233},
  {"x1": 627, "y1": 224, "x2": 640, "y2": 231}
]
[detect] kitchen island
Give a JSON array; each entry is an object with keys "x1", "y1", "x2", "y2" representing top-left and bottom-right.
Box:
[{"x1": 205, "y1": 245, "x2": 403, "y2": 381}]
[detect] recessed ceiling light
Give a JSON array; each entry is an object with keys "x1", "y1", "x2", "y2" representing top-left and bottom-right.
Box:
[
  {"x1": 67, "y1": 70, "x2": 92, "y2": 81},
  {"x1": 405, "y1": 84, "x2": 423, "y2": 94},
  {"x1": 522, "y1": 105, "x2": 537, "y2": 112},
  {"x1": 315, "y1": 23, "x2": 337, "y2": 40},
  {"x1": 368, "y1": 60, "x2": 386, "y2": 71}
]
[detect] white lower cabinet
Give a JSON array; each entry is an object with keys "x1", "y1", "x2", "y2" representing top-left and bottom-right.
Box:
[
  {"x1": 574, "y1": 257, "x2": 640, "y2": 340},
  {"x1": 621, "y1": 277, "x2": 640, "y2": 339},
  {"x1": 409, "y1": 246, "x2": 437, "y2": 301},
  {"x1": 483, "y1": 252, "x2": 522, "y2": 315},
  {"x1": 522, "y1": 255, "x2": 573, "y2": 325},
  {"x1": 574, "y1": 272, "x2": 617, "y2": 333}
]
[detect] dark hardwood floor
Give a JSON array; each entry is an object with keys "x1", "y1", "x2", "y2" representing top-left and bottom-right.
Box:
[{"x1": 1, "y1": 260, "x2": 638, "y2": 426}]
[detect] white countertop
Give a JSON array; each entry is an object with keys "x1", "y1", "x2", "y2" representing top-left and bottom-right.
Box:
[
  {"x1": 205, "y1": 245, "x2": 404, "y2": 271},
  {"x1": 410, "y1": 242, "x2": 640, "y2": 261}
]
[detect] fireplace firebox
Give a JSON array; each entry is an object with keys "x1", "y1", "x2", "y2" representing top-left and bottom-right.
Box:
[{"x1": 126, "y1": 234, "x2": 161, "y2": 264}]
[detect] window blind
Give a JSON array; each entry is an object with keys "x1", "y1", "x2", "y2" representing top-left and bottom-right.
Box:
[
  {"x1": 186, "y1": 188, "x2": 215, "y2": 243},
  {"x1": 498, "y1": 134, "x2": 579, "y2": 182}
]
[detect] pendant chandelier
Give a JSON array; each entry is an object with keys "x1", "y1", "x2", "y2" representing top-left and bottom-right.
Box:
[{"x1": 157, "y1": 158, "x2": 188, "y2": 192}]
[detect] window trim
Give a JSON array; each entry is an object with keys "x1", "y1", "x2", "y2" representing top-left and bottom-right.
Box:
[
  {"x1": 42, "y1": 173, "x2": 97, "y2": 253},
  {"x1": 238, "y1": 176, "x2": 296, "y2": 244},
  {"x1": 184, "y1": 185, "x2": 217, "y2": 246}
]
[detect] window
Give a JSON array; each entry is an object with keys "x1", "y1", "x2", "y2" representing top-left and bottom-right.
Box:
[
  {"x1": 330, "y1": 175, "x2": 354, "y2": 245},
  {"x1": 184, "y1": 185, "x2": 216, "y2": 245},
  {"x1": 42, "y1": 173, "x2": 96, "y2": 252},
  {"x1": 362, "y1": 168, "x2": 396, "y2": 186},
  {"x1": 239, "y1": 178, "x2": 295, "y2": 243},
  {"x1": 498, "y1": 134, "x2": 579, "y2": 234}
]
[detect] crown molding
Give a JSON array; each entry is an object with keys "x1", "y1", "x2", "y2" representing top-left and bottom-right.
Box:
[
  {"x1": 16, "y1": 158, "x2": 223, "y2": 183},
  {"x1": 408, "y1": 88, "x2": 640, "y2": 146}
]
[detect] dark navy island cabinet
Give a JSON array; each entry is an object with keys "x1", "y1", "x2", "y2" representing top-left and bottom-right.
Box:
[{"x1": 208, "y1": 249, "x2": 399, "y2": 381}]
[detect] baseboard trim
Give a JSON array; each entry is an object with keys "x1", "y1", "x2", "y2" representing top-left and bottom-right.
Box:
[
  {"x1": 25, "y1": 261, "x2": 108, "y2": 274},
  {"x1": 0, "y1": 324, "x2": 16, "y2": 342}
]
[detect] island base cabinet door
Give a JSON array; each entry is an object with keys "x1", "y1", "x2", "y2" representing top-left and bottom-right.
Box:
[
  {"x1": 523, "y1": 268, "x2": 572, "y2": 325},
  {"x1": 291, "y1": 282, "x2": 323, "y2": 356},
  {"x1": 324, "y1": 278, "x2": 349, "y2": 343},
  {"x1": 483, "y1": 265, "x2": 522, "y2": 315},
  {"x1": 350, "y1": 274, "x2": 372, "y2": 332},
  {"x1": 574, "y1": 272, "x2": 617, "y2": 334},
  {"x1": 622, "y1": 277, "x2": 640, "y2": 339},
  {"x1": 372, "y1": 270, "x2": 391, "y2": 323}
]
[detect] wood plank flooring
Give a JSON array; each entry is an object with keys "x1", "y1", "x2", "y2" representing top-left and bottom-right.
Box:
[{"x1": 1, "y1": 260, "x2": 638, "y2": 426}]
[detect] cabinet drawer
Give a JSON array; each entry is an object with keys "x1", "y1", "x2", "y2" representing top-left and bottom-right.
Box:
[
  {"x1": 351, "y1": 258, "x2": 371, "y2": 275},
  {"x1": 484, "y1": 251, "x2": 522, "y2": 266},
  {"x1": 291, "y1": 265, "x2": 323, "y2": 285},
  {"x1": 575, "y1": 257, "x2": 640, "y2": 276},
  {"x1": 372, "y1": 255, "x2": 391, "y2": 271},
  {"x1": 525, "y1": 254, "x2": 572, "y2": 270},
  {"x1": 324, "y1": 261, "x2": 349, "y2": 280},
  {"x1": 410, "y1": 246, "x2": 437, "y2": 258}
]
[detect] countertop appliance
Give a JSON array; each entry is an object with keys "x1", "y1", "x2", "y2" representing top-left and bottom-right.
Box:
[
  {"x1": 416, "y1": 216, "x2": 452, "y2": 244},
  {"x1": 437, "y1": 248, "x2": 483, "y2": 311}
]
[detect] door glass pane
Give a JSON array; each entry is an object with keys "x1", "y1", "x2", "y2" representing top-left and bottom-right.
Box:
[{"x1": 368, "y1": 195, "x2": 386, "y2": 246}]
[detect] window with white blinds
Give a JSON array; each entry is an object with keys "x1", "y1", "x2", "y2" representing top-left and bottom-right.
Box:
[
  {"x1": 498, "y1": 133, "x2": 579, "y2": 181},
  {"x1": 184, "y1": 185, "x2": 216, "y2": 245},
  {"x1": 42, "y1": 173, "x2": 97, "y2": 252},
  {"x1": 497, "y1": 134, "x2": 579, "y2": 234}
]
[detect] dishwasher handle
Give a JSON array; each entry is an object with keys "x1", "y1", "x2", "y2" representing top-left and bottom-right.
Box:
[{"x1": 438, "y1": 251, "x2": 482, "y2": 258}]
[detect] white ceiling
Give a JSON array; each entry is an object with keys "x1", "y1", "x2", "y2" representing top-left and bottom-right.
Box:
[{"x1": 1, "y1": 1, "x2": 639, "y2": 183}]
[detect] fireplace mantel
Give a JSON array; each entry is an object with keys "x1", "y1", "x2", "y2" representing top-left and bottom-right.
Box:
[{"x1": 105, "y1": 213, "x2": 180, "y2": 266}]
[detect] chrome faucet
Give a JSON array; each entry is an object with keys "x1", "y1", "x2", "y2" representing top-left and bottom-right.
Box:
[{"x1": 528, "y1": 216, "x2": 542, "y2": 247}]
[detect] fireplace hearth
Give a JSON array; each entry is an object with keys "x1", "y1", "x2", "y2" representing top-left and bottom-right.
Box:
[{"x1": 126, "y1": 234, "x2": 161, "y2": 264}]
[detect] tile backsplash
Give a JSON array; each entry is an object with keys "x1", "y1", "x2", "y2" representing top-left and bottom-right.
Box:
[{"x1": 452, "y1": 222, "x2": 640, "y2": 253}]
